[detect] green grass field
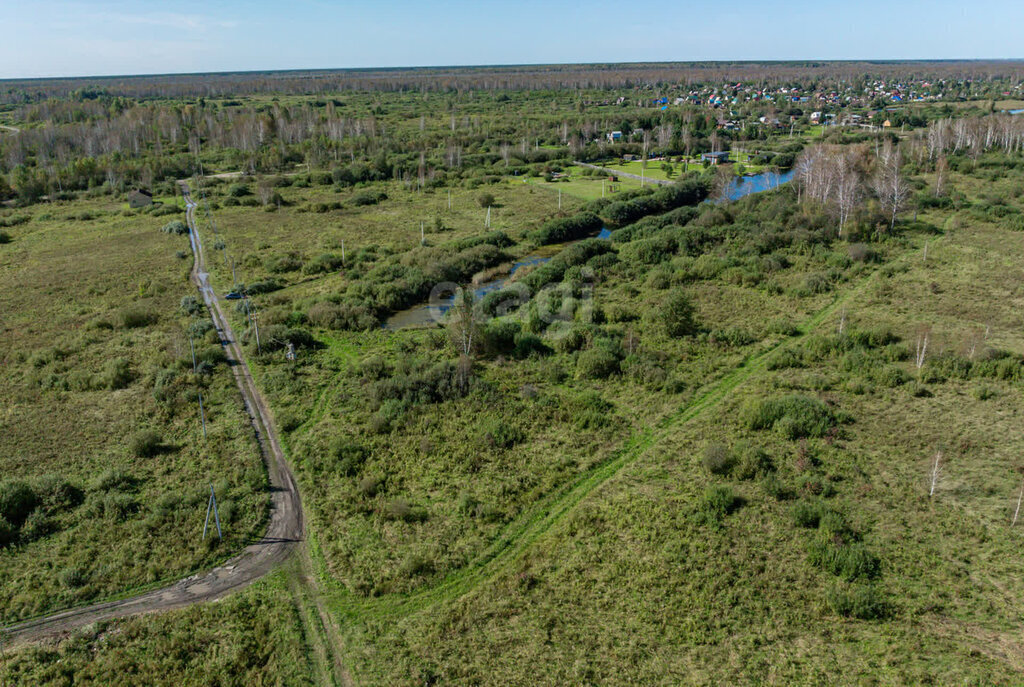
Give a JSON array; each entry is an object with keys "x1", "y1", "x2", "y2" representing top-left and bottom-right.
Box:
[{"x1": 0, "y1": 198, "x2": 267, "y2": 621}]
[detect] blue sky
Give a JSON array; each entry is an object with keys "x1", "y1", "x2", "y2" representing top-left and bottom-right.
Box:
[{"x1": 1, "y1": 0, "x2": 1021, "y2": 79}]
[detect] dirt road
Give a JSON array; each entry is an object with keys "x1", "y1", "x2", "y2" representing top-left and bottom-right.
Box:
[{"x1": 2, "y1": 183, "x2": 303, "y2": 646}]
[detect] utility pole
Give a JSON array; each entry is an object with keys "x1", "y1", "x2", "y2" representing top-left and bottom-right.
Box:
[
  {"x1": 485, "y1": 206, "x2": 491, "y2": 229},
  {"x1": 420, "y1": 221, "x2": 425, "y2": 245},
  {"x1": 202, "y1": 484, "x2": 222, "y2": 539},
  {"x1": 198, "y1": 391, "x2": 207, "y2": 439},
  {"x1": 558, "y1": 188, "x2": 562, "y2": 210},
  {"x1": 602, "y1": 179, "x2": 605, "y2": 197},
  {"x1": 448, "y1": 188, "x2": 451, "y2": 210},
  {"x1": 231, "y1": 259, "x2": 237, "y2": 288},
  {"x1": 250, "y1": 310, "x2": 261, "y2": 354}
]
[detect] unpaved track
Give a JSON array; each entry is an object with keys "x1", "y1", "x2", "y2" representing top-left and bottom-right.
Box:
[{"x1": 2, "y1": 183, "x2": 303, "y2": 646}]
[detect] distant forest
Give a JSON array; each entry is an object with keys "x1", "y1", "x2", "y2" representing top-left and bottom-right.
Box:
[{"x1": 2, "y1": 60, "x2": 1024, "y2": 101}]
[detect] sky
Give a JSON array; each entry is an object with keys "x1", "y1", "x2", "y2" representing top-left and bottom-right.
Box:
[{"x1": 1, "y1": 0, "x2": 1022, "y2": 80}]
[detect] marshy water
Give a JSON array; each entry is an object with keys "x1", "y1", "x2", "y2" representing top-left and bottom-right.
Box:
[{"x1": 384, "y1": 169, "x2": 792, "y2": 329}]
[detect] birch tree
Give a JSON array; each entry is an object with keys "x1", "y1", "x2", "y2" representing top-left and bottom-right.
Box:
[{"x1": 873, "y1": 141, "x2": 911, "y2": 232}]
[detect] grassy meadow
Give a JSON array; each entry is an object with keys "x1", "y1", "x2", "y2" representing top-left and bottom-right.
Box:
[
  {"x1": 2, "y1": 75, "x2": 1024, "y2": 686},
  {"x1": 0, "y1": 196, "x2": 267, "y2": 621}
]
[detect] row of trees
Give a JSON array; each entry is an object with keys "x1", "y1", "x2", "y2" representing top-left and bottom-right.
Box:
[{"x1": 925, "y1": 114, "x2": 1024, "y2": 159}]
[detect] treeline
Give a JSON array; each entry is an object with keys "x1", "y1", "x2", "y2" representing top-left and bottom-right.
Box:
[{"x1": 3, "y1": 60, "x2": 1023, "y2": 102}]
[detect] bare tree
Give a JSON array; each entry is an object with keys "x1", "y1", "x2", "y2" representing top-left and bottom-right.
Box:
[
  {"x1": 915, "y1": 326, "x2": 930, "y2": 372},
  {"x1": 873, "y1": 141, "x2": 911, "y2": 232},
  {"x1": 1013, "y1": 468, "x2": 1024, "y2": 526},
  {"x1": 929, "y1": 450, "x2": 942, "y2": 497},
  {"x1": 934, "y1": 155, "x2": 948, "y2": 197}
]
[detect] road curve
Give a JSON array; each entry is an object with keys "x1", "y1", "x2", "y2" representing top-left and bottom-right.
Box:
[{"x1": 2, "y1": 183, "x2": 303, "y2": 646}]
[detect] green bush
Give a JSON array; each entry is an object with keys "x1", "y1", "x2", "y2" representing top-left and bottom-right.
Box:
[
  {"x1": 161, "y1": 220, "x2": 188, "y2": 235},
  {"x1": 531, "y1": 212, "x2": 603, "y2": 245},
  {"x1": 733, "y1": 445, "x2": 774, "y2": 480},
  {"x1": 792, "y1": 500, "x2": 827, "y2": 528},
  {"x1": 479, "y1": 419, "x2": 524, "y2": 449},
  {"x1": 826, "y1": 583, "x2": 888, "y2": 620},
  {"x1": 745, "y1": 395, "x2": 837, "y2": 439},
  {"x1": 0, "y1": 515, "x2": 15, "y2": 547},
  {"x1": 576, "y1": 347, "x2": 620, "y2": 379},
  {"x1": 129, "y1": 430, "x2": 163, "y2": 458},
  {"x1": 34, "y1": 475, "x2": 84, "y2": 512},
  {"x1": 330, "y1": 438, "x2": 368, "y2": 476},
  {"x1": 101, "y1": 358, "x2": 133, "y2": 389},
  {"x1": 0, "y1": 481, "x2": 38, "y2": 527},
  {"x1": 698, "y1": 485, "x2": 741, "y2": 525},
  {"x1": 661, "y1": 290, "x2": 698, "y2": 337},
  {"x1": 702, "y1": 443, "x2": 734, "y2": 475},
  {"x1": 118, "y1": 306, "x2": 158, "y2": 329},
  {"x1": 807, "y1": 535, "x2": 880, "y2": 581}
]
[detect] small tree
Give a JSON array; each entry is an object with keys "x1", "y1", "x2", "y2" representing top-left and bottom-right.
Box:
[
  {"x1": 476, "y1": 192, "x2": 495, "y2": 209},
  {"x1": 448, "y1": 287, "x2": 479, "y2": 394},
  {"x1": 661, "y1": 290, "x2": 698, "y2": 338}
]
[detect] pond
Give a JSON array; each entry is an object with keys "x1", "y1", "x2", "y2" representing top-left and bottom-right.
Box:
[{"x1": 384, "y1": 170, "x2": 791, "y2": 330}]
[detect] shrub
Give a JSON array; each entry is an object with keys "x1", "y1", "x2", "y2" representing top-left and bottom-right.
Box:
[
  {"x1": 972, "y1": 384, "x2": 997, "y2": 401},
  {"x1": 228, "y1": 183, "x2": 251, "y2": 197},
  {"x1": 34, "y1": 475, "x2": 84, "y2": 512},
  {"x1": 352, "y1": 190, "x2": 387, "y2": 206},
  {"x1": 531, "y1": 212, "x2": 603, "y2": 245},
  {"x1": 733, "y1": 445, "x2": 774, "y2": 480},
  {"x1": 118, "y1": 306, "x2": 158, "y2": 329},
  {"x1": 807, "y1": 535, "x2": 880, "y2": 581},
  {"x1": 661, "y1": 290, "x2": 698, "y2": 337},
  {"x1": 265, "y1": 253, "x2": 304, "y2": 273},
  {"x1": 576, "y1": 347, "x2": 620, "y2": 380},
  {"x1": 20, "y1": 508, "x2": 53, "y2": 541},
  {"x1": 330, "y1": 438, "x2": 368, "y2": 476},
  {"x1": 477, "y1": 192, "x2": 496, "y2": 208},
  {"x1": 161, "y1": 220, "x2": 189, "y2": 235},
  {"x1": 702, "y1": 443, "x2": 734, "y2": 475},
  {"x1": 792, "y1": 500, "x2": 827, "y2": 528},
  {"x1": 103, "y1": 492, "x2": 139, "y2": 521},
  {"x1": 129, "y1": 430, "x2": 163, "y2": 458},
  {"x1": 180, "y1": 296, "x2": 204, "y2": 316},
  {"x1": 745, "y1": 395, "x2": 837, "y2": 439},
  {"x1": 698, "y1": 485, "x2": 741, "y2": 525},
  {"x1": 826, "y1": 583, "x2": 888, "y2": 620},
  {"x1": 0, "y1": 516, "x2": 15, "y2": 547},
  {"x1": 93, "y1": 469, "x2": 135, "y2": 492},
  {"x1": 0, "y1": 230, "x2": 10, "y2": 244},
  {"x1": 479, "y1": 419, "x2": 524, "y2": 450},
  {"x1": 0, "y1": 481, "x2": 39, "y2": 526},
  {"x1": 101, "y1": 357, "x2": 133, "y2": 389}
]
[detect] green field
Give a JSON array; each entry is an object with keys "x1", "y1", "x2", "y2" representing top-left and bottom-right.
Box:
[
  {"x1": 3, "y1": 69, "x2": 1024, "y2": 685},
  {"x1": 0, "y1": 198, "x2": 267, "y2": 621}
]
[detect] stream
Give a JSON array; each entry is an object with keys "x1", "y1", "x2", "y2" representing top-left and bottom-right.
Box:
[{"x1": 384, "y1": 169, "x2": 792, "y2": 329}]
